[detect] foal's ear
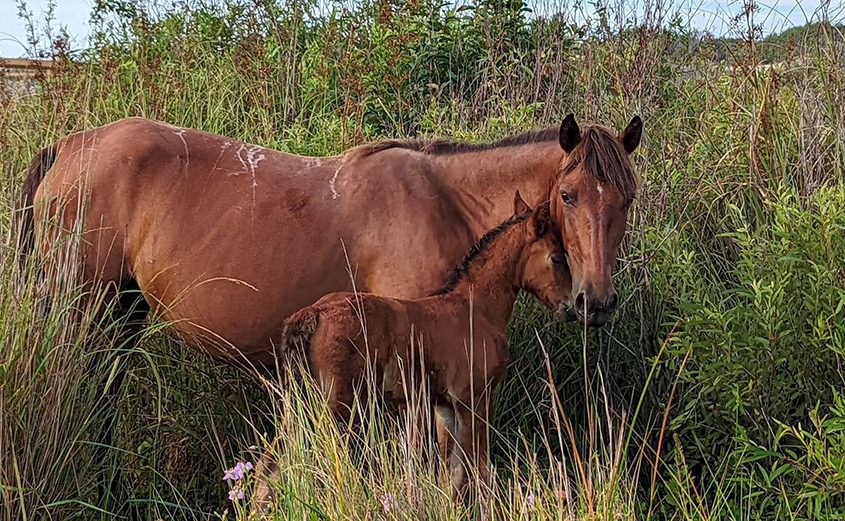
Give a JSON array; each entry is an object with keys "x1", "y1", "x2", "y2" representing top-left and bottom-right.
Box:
[
  {"x1": 532, "y1": 201, "x2": 552, "y2": 237},
  {"x1": 619, "y1": 115, "x2": 643, "y2": 154},
  {"x1": 513, "y1": 190, "x2": 531, "y2": 216},
  {"x1": 559, "y1": 114, "x2": 581, "y2": 153}
]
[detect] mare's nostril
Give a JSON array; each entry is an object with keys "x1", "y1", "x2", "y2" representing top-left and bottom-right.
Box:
[
  {"x1": 574, "y1": 292, "x2": 586, "y2": 312},
  {"x1": 607, "y1": 292, "x2": 619, "y2": 311}
]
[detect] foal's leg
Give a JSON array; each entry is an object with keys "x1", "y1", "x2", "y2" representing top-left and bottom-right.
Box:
[
  {"x1": 435, "y1": 405, "x2": 456, "y2": 464},
  {"x1": 251, "y1": 362, "x2": 307, "y2": 517},
  {"x1": 250, "y1": 372, "x2": 359, "y2": 517},
  {"x1": 448, "y1": 397, "x2": 492, "y2": 502},
  {"x1": 251, "y1": 438, "x2": 282, "y2": 516}
]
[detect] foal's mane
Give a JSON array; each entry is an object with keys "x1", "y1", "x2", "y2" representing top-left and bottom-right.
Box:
[{"x1": 434, "y1": 212, "x2": 533, "y2": 295}]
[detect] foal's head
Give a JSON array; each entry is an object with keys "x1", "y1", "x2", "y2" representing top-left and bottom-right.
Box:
[
  {"x1": 513, "y1": 192, "x2": 571, "y2": 320},
  {"x1": 551, "y1": 114, "x2": 643, "y2": 326}
]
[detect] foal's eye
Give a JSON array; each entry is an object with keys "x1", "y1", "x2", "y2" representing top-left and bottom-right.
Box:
[
  {"x1": 551, "y1": 255, "x2": 564, "y2": 266},
  {"x1": 560, "y1": 191, "x2": 574, "y2": 205}
]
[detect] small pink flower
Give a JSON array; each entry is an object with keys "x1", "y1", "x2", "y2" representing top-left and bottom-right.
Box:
[
  {"x1": 380, "y1": 493, "x2": 397, "y2": 513},
  {"x1": 525, "y1": 492, "x2": 536, "y2": 511}
]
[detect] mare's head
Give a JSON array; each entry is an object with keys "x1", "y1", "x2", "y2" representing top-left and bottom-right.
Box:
[
  {"x1": 551, "y1": 114, "x2": 642, "y2": 326},
  {"x1": 513, "y1": 192, "x2": 572, "y2": 319}
]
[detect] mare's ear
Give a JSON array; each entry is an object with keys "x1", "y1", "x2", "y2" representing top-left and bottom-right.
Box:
[
  {"x1": 513, "y1": 190, "x2": 531, "y2": 216},
  {"x1": 619, "y1": 115, "x2": 643, "y2": 154},
  {"x1": 532, "y1": 201, "x2": 552, "y2": 237},
  {"x1": 559, "y1": 114, "x2": 581, "y2": 153}
]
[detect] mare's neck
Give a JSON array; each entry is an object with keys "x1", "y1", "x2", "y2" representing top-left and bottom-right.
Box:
[
  {"x1": 431, "y1": 142, "x2": 562, "y2": 237},
  {"x1": 446, "y1": 223, "x2": 528, "y2": 330}
]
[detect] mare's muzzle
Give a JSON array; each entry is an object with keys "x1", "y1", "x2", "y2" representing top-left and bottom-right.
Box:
[{"x1": 561, "y1": 289, "x2": 618, "y2": 327}]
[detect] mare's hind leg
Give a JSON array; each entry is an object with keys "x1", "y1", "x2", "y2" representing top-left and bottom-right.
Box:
[{"x1": 89, "y1": 278, "x2": 149, "y2": 517}]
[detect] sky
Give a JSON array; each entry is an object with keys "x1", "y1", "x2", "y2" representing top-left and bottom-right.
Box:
[{"x1": 0, "y1": 0, "x2": 837, "y2": 57}]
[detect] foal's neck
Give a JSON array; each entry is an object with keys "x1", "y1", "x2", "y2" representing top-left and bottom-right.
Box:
[
  {"x1": 431, "y1": 142, "x2": 562, "y2": 237},
  {"x1": 447, "y1": 222, "x2": 529, "y2": 328}
]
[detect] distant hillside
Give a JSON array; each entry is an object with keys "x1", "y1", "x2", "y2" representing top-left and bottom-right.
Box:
[{"x1": 709, "y1": 22, "x2": 845, "y2": 62}]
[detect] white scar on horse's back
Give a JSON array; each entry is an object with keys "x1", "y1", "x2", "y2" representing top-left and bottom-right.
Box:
[
  {"x1": 233, "y1": 144, "x2": 266, "y2": 207},
  {"x1": 173, "y1": 130, "x2": 189, "y2": 173},
  {"x1": 212, "y1": 142, "x2": 231, "y2": 172},
  {"x1": 329, "y1": 158, "x2": 345, "y2": 200}
]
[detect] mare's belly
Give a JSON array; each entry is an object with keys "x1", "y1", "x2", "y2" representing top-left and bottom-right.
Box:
[{"x1": 136, "y1": 253, "x2": 355, "y2": 365}]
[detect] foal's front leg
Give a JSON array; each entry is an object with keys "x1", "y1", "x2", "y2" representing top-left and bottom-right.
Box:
[
  {"x1": 252, "y1": 441, "x2": 282, "y2": 515},
  {"x1": 448, "y1": 397, "x2": 492, "y2": 500},
  {"x1": 435, "y1": 405, "x2": 456, "y2": 463}
]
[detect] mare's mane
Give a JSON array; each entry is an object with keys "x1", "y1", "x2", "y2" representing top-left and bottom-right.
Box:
[
  {"x1": 347, "y1": 124, "x2": 639, "y2": 200},
  {"x1": 347, "y1": 127, "x2": 559, "y2": 159}
]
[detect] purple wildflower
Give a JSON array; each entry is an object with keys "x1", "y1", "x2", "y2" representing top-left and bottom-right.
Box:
[
  {"x1": 381, "y1": 493, "x2": 397, "y2": 513},
  {"x1": 222, "y1": 461, "x2": 254, "y2": 482},
  {"x1": 228, "y1": 486, "x2": 245, "y2": 501}
]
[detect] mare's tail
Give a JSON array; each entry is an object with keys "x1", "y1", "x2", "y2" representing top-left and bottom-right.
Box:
[
  {"x1": 14, "y1": 144, "x2": 58, "y2": 255},
  {"x1": 280, "y1": 306, "x2": 321, "y2": 358}
]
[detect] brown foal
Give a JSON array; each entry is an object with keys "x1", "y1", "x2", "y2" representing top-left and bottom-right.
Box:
[{"x1": 252, "y1": 193, "x2": 572, "y2": 507}]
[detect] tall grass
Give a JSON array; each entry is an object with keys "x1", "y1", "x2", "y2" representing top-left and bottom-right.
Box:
[{"x1": 2, "y1": 0, "x2": 845, "y2": 519}]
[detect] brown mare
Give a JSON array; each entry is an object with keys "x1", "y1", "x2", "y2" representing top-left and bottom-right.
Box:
[
  {"x1": 19, "y1": 114, "x2": 641, "y2": 366},
  {"x1": 252, "y1": 194, "x2": 571, "y2": 509},
  {"x1": 17, "y1": 113, "x2": 640, "y2": 509}
]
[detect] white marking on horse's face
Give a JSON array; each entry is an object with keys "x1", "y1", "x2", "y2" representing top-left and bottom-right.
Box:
[{"x1": 597, "y1": 183, "x2": 604, "y2": 195}]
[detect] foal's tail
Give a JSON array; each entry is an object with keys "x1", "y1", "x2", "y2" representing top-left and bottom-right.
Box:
[
  {"x1": 14, "y1": 144, "x2": 58, "y2": 255},
  {"x1": 279, "y1": 306, "x2": 321, "y2": 357}
]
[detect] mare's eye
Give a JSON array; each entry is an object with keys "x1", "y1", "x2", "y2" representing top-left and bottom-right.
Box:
[
  {"x1": 551, "y1": 255, "x2": 564, "y2": 266},
  {"x1": 561, "y1": 191, "x2": 574, "y2": 205}
]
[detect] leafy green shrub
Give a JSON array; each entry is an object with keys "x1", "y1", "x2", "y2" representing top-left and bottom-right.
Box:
[{"x1": 662, "y1": 187, "x2": 845, "y2": 461}]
